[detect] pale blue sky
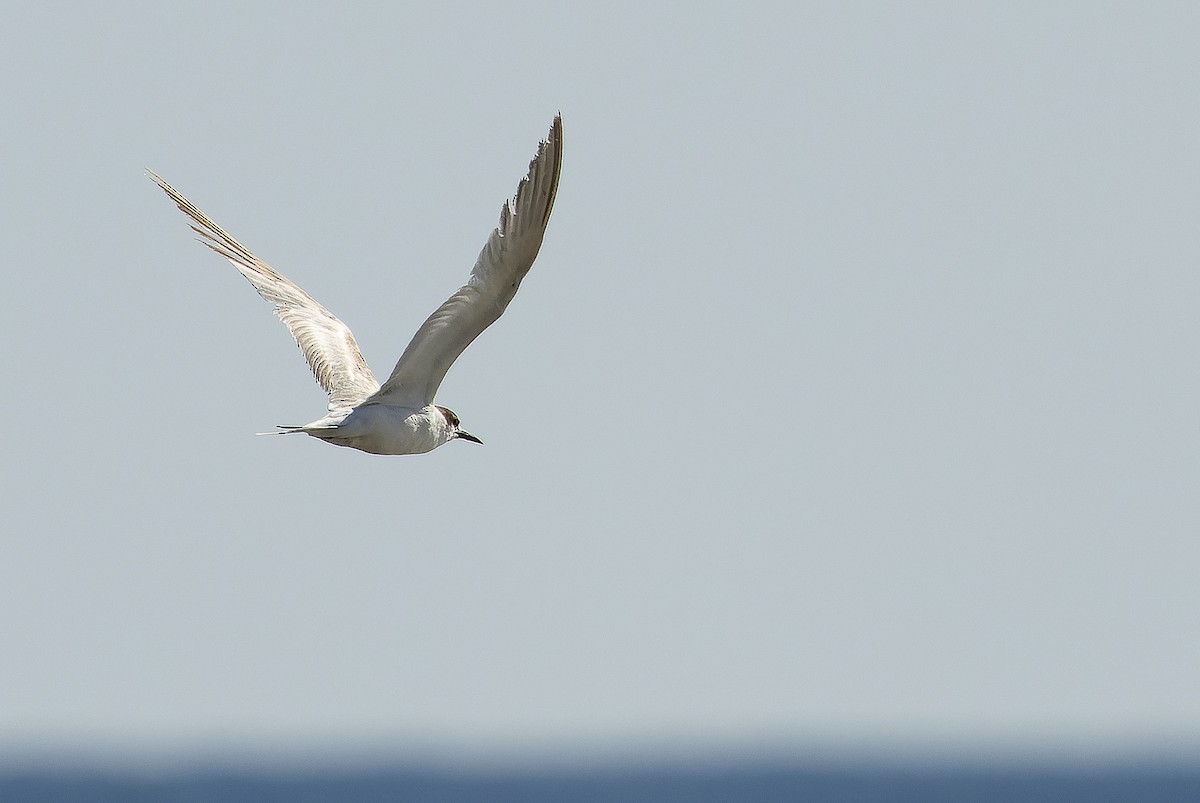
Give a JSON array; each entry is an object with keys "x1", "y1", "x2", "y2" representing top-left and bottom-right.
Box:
[{"x1": 2, "y1": 2, "x2": 1199, "y2": 764}]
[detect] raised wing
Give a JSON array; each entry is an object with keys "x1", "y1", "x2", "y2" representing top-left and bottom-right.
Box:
[
  {"x1": 367, "y1": 114, "x2": 563, "y2": 409},
  {"x1": 149, "y1": 171, "x2": 381, "y2": 414}
]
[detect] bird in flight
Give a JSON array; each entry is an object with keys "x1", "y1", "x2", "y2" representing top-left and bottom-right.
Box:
[{"x1": 150, "y1": 114, "x2": 562, "y2": 455}]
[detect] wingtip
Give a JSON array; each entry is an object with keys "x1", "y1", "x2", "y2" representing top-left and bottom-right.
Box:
[{"x1": 147, "y1": 169, "x2": 179, "y2": 200}]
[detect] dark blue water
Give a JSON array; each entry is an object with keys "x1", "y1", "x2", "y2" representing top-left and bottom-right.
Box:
[{"x1": 4, "y1": 764, "x2": 1199, "y2": 802}]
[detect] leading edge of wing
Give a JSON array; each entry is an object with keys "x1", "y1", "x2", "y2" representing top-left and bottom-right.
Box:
[{"x1": 367, "y1": 113, "x2": 564, "y2": 409}]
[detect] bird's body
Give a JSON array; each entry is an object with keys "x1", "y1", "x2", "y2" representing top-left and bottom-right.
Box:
[
  {"x1": 151, "y1": 114, "x2": 562, "y2": 455},
  {"x1": 292, "y1": 403, "x2": 457, "y2": 456}
]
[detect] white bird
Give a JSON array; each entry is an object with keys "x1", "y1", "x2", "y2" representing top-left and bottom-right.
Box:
[{"x1": 151, "y1": 114, "x2": 562, "y2": 455}]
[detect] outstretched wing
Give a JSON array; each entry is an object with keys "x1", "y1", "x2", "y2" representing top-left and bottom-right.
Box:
[
  {"x1": 366, "y1": 114, "x2": 563, "y2": 409},
  {"x1": 149, "y1": 171, "x2": 381, "y2": 414}
]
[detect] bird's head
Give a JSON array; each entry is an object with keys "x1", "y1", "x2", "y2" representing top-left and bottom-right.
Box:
[{"x1": 435, "y1": 405, "x2": 483, "y2": 445}]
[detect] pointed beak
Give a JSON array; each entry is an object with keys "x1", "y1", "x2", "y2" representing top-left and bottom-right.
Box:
[{"x1": 456, "y1": 431, "x2": 483, "y2": 445}]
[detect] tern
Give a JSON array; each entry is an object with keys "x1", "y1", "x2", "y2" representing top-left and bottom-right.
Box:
[{"x1": 150, "y1": 114, "x2": 562, "y2": 455}]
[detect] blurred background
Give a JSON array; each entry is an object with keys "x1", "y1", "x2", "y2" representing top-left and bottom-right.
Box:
[{"x1": 2, "y1": 2, "x2": 1198, "y2": 799}]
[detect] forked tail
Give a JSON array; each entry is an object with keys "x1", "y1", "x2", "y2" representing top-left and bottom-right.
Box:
[
  {"x1": 255, "y1": 426, "x2": 306, "y2": 436},
  {"x1": 255, "y1": 424, "x2": 340, "y2": 436}
]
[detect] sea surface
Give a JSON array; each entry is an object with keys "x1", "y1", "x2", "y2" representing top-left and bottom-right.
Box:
[{"x1": 3, "y1": 762, "x2": 1198, "y2": 802}]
